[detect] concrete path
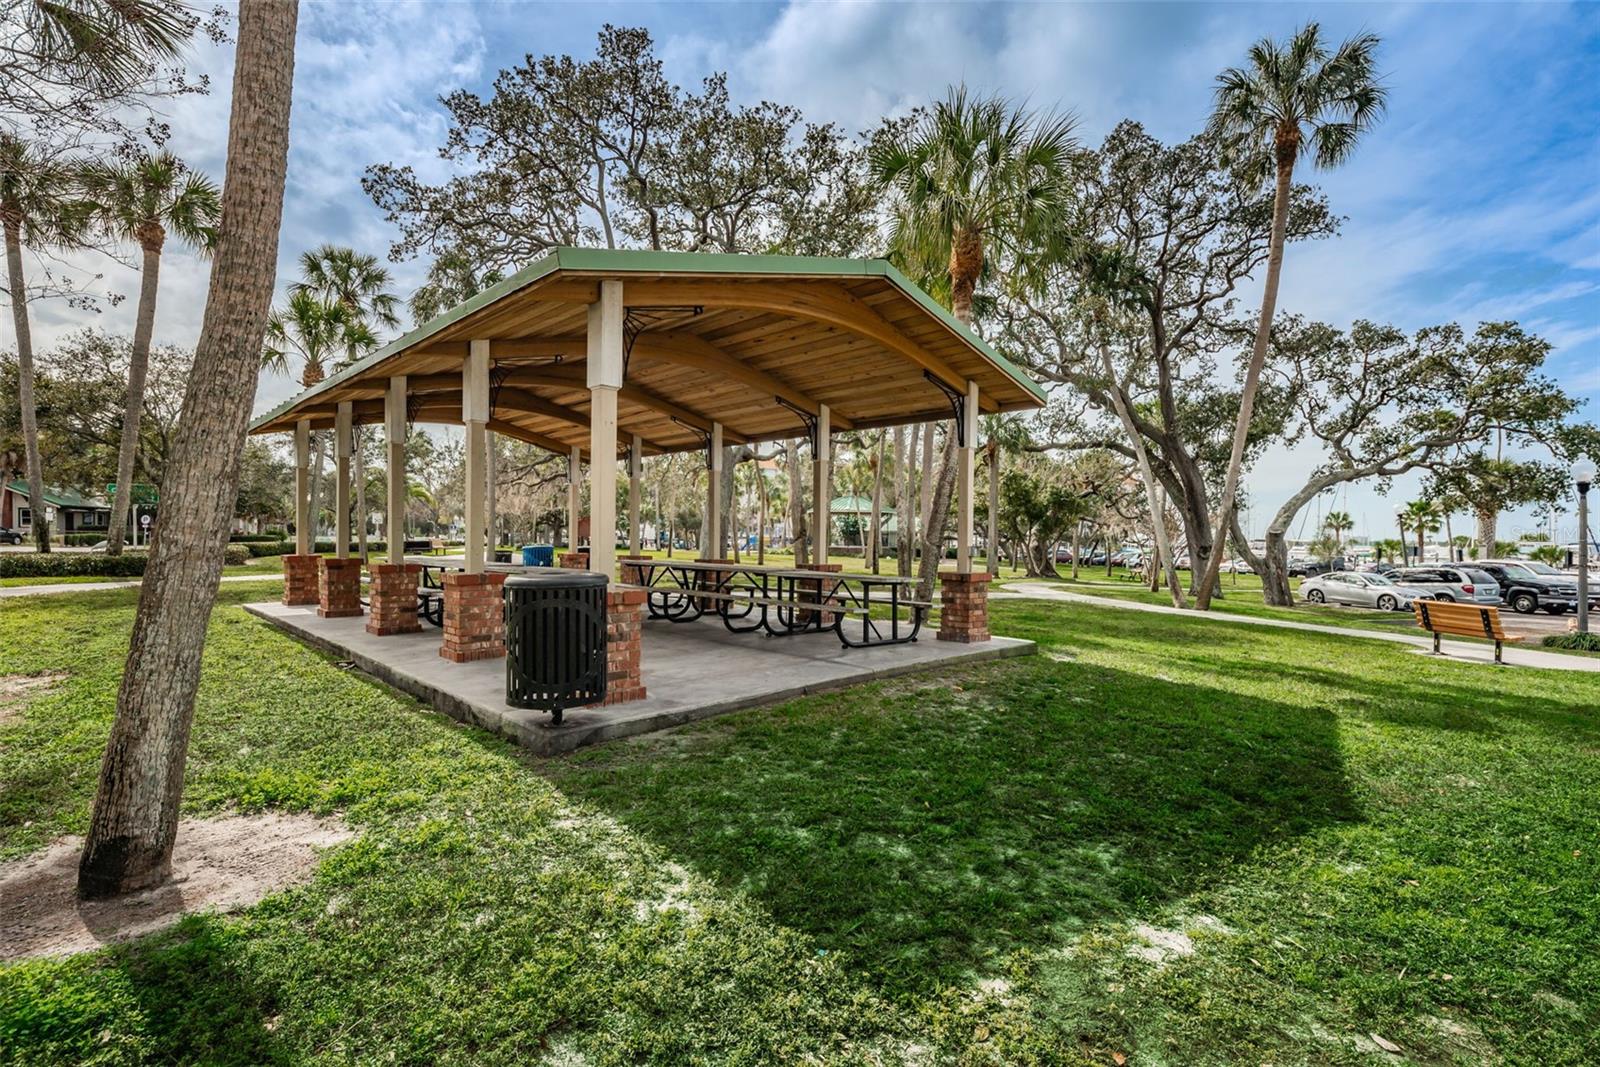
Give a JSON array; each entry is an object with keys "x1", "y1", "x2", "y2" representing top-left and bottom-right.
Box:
[
  {"x1": 0, "y1": 573, "x2": 281, "y2": 599},
  {"x1": 1003, "y1": 581, "x2": 1600, "y2": 673}
]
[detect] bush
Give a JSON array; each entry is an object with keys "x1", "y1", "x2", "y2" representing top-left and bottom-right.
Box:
[
  {"x1": 223, "y1": 544, "x2": 250, "y2": 566},
  {"x1": 0, "y1": 552, "x2": 148, "y2": 578},
  {"x1": 313, "y1": 540, "x2": 387, "y2": 554},
  {"x1": 63, "y1": 533, "x2": 108, "y2": 546},
  {"x1": 230, "y1": 533, "x2": 285, "y2": 543},
  {"x1": 244, "y1": 540, "x2": 294, "y2": 558},
  {"x1": 1542, "y1": 632, "x2": 1600, "y2": 653}
]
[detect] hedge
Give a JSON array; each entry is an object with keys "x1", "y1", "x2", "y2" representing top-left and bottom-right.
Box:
[
  {"x1": 63, "y1": 533, "x2": 107, "y2": 547},
  {"x1": 0, "y1": 543, "x2": 250, "y2": 578},
  {"x1": 1542, "y1": 632, "x2": 1600, "y2": 652},
  {"x1": 245, "y1": 540, "x2": 295, "y2": 558},
  {"x1": 230, "y1": 533, "x2": 286, "y2": 543},
  {"x1": 313, "y1": 540, "x2": 387, "y2": 554}
]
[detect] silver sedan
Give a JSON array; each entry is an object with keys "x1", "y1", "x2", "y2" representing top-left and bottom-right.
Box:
[{"x1": 1300, "y1": 571, "x2": 1432, "y2": 611}]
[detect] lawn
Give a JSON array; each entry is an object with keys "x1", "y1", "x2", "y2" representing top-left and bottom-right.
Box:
[{"x1": 0, "y1": 583, "x2": 1595, "y2": 1064}]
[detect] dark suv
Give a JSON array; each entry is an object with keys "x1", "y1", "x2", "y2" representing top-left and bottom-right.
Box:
[
  {"x1": 0, "y1": 526, "x2": 22, "y2": 545},
  {"x1": 1473, "y1": 559, "x2": 1581, "y2": 615}
]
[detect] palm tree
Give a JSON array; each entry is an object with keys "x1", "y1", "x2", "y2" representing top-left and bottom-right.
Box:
[
  {"x1": 1401, "y1": 499, "x2": 1442, "y2": 563},
  {"x1": 79, "y1": 0, "x2": 301, "y2": 899},
  {"x1": 288, "y1": 245, "x2": 399, "y2": 558},
  {"x1": 1322, "y1": 509, "x2": 1353, "y2": 553},
  {"x1": 83, "y1": 151, "x2": 220, "y2": 555},
  {"x1": 262, "y1": 290, "x2": 380, "y2": 541},
  {"x1": 870, "y1": 86, "x2": 1076, "y2": 597},
  {"x1": 1193, "y1": 24, "x2": 1386, "y2": 608},
  {"x1": 2, "y1": 137, "x2": 90, "y2": 551}
]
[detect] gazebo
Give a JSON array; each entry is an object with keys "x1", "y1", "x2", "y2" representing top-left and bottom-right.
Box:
[{"x1": 249, "y1": 247, "x2": 1044, "y2": 690}]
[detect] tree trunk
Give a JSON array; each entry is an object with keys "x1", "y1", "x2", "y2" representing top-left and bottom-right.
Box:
[
  {"x1": 1071, "y1": 522, "x2": 1080, "y2": 580},
  {"x1": 757, "y1": 474, "x2": 766, "y2": 566},
  {"x1": 893, "y1": 426, "x2": 911, "y2": 577},
  {"x1": 308, "y1": 431, "x2": 326, "y2": 545},
  {"x1": 109, "y1": 242, "x2": 164, "y2": 555},
  {"x1": 1442, "y1": 511, "x2": 1454, "y2": 562},
  {"x1": 1475, "y1": 508, "x2": 1495, "y2": 559},
  {"x1": 918, "y1": 422, "x2": 934, "y2": 567},
  {"x1": 1195, "y1": 150, "x2": 1295, "y2": 609},
  {"x1": 5, "y1": 218, "x2": 50, "y2": 553},
  {"x1": 869, "y1": 430, "x2": 884, "y2": 574},
  {"x1": 915, "y1": 427, "x2": 958, "y2": 603},
  {"x1": 78, "y1": 0, "x2": 299, "y2": 899},
  {"x1": 354, "y1": 427, "x2": 369, "y2": 562},
  {"x1": 786, "y1": 440, "x2": 808, "y2": 567},
  {"x1": 484, "y1": 430, "x2": 496, "y2": 560},
  {"x1": 1100, "y1": 352, "x2": 1185, "y2": 607}
]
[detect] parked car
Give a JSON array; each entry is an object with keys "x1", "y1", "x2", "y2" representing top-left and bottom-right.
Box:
[
  {"x1": 1473, "y1": 560, "x2": 1581, "y2": 615},
  {"x1": 1300, "y1": 570, "x2": 1430, "y2": 611},
  {"x1": 1389, "y1": 566, "x2": 1501, "y2": 606},
  {"x1": 1522, "y1": 561, "x2": 1600, "y2": 609},
  {"x1": 1289, "y1": 557, "x2": 1344, "y2": 578},
  {"x1": 1219, "y1": 558, "x2": 1254, "y2": 574},
  {"x1": 0, "y1": 526, "x2": 21, "y2": 545}
]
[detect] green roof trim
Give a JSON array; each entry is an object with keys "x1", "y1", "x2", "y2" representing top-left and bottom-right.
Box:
[
  {"x1": 250, "y1": 247, "x2": 1046, "y2": 432},
  {"x1": 5, "y1": 482, "x2": 108, "y2": 508}
]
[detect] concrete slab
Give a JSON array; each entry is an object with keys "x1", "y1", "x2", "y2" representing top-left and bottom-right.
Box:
[{"x1": 244, "y1": 601, "x2": 1035, "y2": 755}]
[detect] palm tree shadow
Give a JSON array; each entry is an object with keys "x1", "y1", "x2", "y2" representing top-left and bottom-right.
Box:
[{"x1": 541, "y1": 658, "x2": 1355, "y2": 997}]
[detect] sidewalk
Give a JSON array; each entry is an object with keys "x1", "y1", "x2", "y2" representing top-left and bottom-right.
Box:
[
  {"x1": 0, "y1": 573, "x2": 281, "y2": 599},
  {"x1": 1003, "y1": 581, "x2": 1600, "y2": 674}
]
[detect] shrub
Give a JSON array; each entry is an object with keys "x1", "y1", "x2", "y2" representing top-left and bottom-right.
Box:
[
  {"x1": 1542, "y1": 632, "x2": 1600, "y2": 653},
  {"x1": 244, "y1": 540, "x2": 294, "y2": 558},
  {"x1": 313, "y1": 540, "x2": 387, "y2": 554},
  {"x1": 63, "y1": 533, "x2": 108, "y2": 546},
  {"x1": 223, "y1": 544, "x2": 250, "y2": 566},
  {"x1": 0, "y1": 552, "x2": 148, "y2": 578},
  {"x1": 230, "y1": 533, "x2": 285, "y2": 543}
]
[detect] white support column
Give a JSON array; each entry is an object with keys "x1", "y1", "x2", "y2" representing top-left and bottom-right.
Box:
[
  {"x1": 957, "y1": 381, "x2": 979, "y2": 574},
  {"x1": 708, "y1": 422, "x2": 724, "y2": 557},
  {"x1": 294, "y1": 419, "x2": 311, "y2": 555},
  {"x1": 463, "y1": 339, "x2": 490, "y2": 575},
  {"x1": 587, "y1": 280, "x2": 624, "y2": 578},
  {"x1": 334, "y1": 402, "x2": 353, "y2": 559},
  {"x1": 628, "y1": 434, "x2": 643, "y2": 556},
  {"x1": 385, "y1": 376, "x2": 407, "y2": 565},
  {"x1": 567, "y1": 445, "x2": 581, "y2": 551},
  {"x1": 813, "y1": 404, "x2": 831, "y2": 567}
]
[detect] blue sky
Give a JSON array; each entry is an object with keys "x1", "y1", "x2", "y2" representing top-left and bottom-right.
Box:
[{"x1": 30, "y1": 1, "x2": 1600, "y2": 542}]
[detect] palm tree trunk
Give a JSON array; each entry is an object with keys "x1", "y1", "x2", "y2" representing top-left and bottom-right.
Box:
[
  {"x1": 308, "y1": 431, "x2": 326, "y2": 545},
  {"x1": 786, "y1": 439, "x2": 808, "y2": 567},
  {"x1": 986, "y1": 440, "x2": 1000, "y2": 576},
  {"x1": 5, "y1": 218, "x2": 49, "y2": 553},
  {"x1": 893, "y1": 426, "x2": 910, "y2": 576},
  {"x1": 78, "y1": 0, "x2": 300, "y2": 899},
  {"x1": 1195, "y1": 151, "x2": 1295, "y2": 609},
  {"x1": 869, "y1": 431, "x2": 885, "y2": 574},
  {"x1": 354, "y1": 427, "x2": 368, "y2": 562},
  {"x1": 108, "y1": 243, "x2": 163, "y2": 556},
  {"x1": 918, "y1": 422, "x2": 934, "y2": 564}
]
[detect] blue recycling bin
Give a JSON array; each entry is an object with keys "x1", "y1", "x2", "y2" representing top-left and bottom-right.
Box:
[{"x1": 521, "y1": 544, "x2": 555, "y2": 567}]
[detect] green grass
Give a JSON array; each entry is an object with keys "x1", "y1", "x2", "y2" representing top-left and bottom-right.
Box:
[{"x1": 0, "y1": 584, "x2": 1596, "y2": 1063}]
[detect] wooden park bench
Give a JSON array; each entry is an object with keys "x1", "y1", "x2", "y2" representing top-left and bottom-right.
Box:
[{"x1": 1413, "y1": 600, "x2": 1523, "y2": 664}]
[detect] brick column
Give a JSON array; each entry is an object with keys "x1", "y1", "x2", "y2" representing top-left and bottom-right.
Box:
[
  {"x1": 440, "y1": 571, "x2": 508, "y2": 662},
  {"x1": 801, "y1": 561, "x2": 844, "y2": 624},
  {"x1": 282, "y1": 554, "x2": 320, "y2": 606},
  {"x1": 559, "y1": 551, "x2": 590, "y2": 570},
  {"x1": 618, "y1": 555, "x2": 655, "y2": 586},
  {"x1": 366, "y1": 562, "x2": 421, "y2": 635},
  {"x1": 317, "y1": 557, "x2": 364, "y2": 618},
  {"x1": 938, "y1": 571, "x2": 992, "y2": 643},
  {"x1": 600, "y1": 586, "x2": 647, "y2": 705}
]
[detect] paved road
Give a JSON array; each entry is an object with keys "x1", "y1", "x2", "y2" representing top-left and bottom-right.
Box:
[
  {"x1": 0, "y1": 573, "x2": 281, "y2": 598},
  {"x1": 1002, "y1": 581, "x2": 1600, "y2": 674}
]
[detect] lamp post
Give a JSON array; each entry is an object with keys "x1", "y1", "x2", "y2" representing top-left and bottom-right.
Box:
[{"x1": 1575, "y1": 457, "x2": 1596, "y2": 634}]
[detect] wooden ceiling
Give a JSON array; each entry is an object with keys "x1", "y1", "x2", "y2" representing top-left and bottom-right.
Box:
[{"x1": 250, "y1": 248, "x2": 1046, "y2": 458}]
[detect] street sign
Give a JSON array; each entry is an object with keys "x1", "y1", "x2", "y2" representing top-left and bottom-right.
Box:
[
  {"x1": 140, "y1": 514, "x2": 152, "y2": 527},
  {"x1": 107, "y1": 483, "x2": 159, "y2": 503}
]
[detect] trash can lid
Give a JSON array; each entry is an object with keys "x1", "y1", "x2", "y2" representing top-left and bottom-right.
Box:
[{"x1": 504, "y1": 570, "x2": 609, "y2": 589}]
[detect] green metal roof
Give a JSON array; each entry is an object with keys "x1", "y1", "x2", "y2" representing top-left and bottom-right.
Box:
[
  {"x1": 251, "y1": 246, "x2": 1047, "y2": 433},
  {"x1": 5, "y1": 482, "x2": 108, "y2": 508}
]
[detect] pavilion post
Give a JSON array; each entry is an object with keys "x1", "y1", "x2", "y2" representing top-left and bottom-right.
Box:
[
  {"x1": 587, "y1": 280, "x2": 623, "y2": 579},
  {"x1": 462, "y1": 339, "x2": 490, "y2": 575},
  {"x1": 628, "y1": 434, "x2": 643, "y2": 555},
  {"x1": 385, "y1": 375, "x2": 406, "y2": 565},
  {"x1": 957, "y1": 381, "x2": 979, "y2": 573},
  {"x1": 567, "y1": 445, "x2": 581, "y2": 556},
  {"x1": 334, "y1": 401, "x2": 352, "y2": 560},
  {"x1": 813, "y1": 404, "x2": 830, "y2": 567},
  {"x1": 708, "y1": 421, "x2": 724, "y2": 557},
  {"x1": 293, "y1": 419, "x2": 310, "y2": 555}
]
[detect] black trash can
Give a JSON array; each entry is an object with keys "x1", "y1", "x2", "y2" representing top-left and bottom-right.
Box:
[{"x1": 503, "y1": 570, "x2": 608, "y2": 722}]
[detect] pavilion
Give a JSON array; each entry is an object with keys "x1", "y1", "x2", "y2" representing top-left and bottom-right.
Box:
[{"x1": 249, "y1": 247, "x2": 1045, "y2": 700}]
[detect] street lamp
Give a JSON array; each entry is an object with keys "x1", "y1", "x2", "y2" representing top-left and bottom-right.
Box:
[{"x1": 1575, "y1": 457, "x2": 1596, "y2": 634}]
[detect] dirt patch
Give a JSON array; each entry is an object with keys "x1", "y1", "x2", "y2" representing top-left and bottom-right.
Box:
[
  {"x1": 0, "y1": 671, "x2": 68, "y2": 726},
  {"x1": 0, "y1": 812, "x2": 352, "y2": 960}
]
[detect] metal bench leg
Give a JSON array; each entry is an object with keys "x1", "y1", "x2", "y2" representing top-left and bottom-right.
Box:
[
  {"x1": 1433, "y1": 632, "x2": 1441, "y2": 655},
  {"x1": 1495, "y1": 639, "x2": 1503, "y2": 665}
]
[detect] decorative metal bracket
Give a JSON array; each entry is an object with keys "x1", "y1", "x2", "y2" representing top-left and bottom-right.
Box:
[
  {"x1": 488, "y1": 365, "x2": 514, "y2": 416},
  {"x1": 671, "y1": 418, "x2": 715, "y2": 469},
  {"x1": 775, "y1": 396, "x2": 819, "y2": 450},
  {"x1": 925, "y1": 371, "x2": 968, "y2": 447},
  {"x1": 623, "y1": 305, "x2": 704, "y2": 377}
]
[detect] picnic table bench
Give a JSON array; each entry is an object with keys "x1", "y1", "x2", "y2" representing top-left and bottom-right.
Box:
[{"x1": 1413, "y1": 600, "x2": 1524, "y2": 664}]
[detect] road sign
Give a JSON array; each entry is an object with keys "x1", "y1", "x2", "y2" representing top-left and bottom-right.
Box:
[
  {"x1": 140, "y1": 514, "x2": 152, "y2": 527},
  {"x1": 107, "y1": 483, "x2": 159, "y2": 504}
]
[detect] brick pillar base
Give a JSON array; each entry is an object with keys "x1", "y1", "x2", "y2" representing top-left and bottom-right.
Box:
[
  {"x1": 366, "y1": 563, "x2": 421, "y2": 635},
  {"x1": 599, "y1": 586, "x2": 647, "y2": 705},
  {"x1": 559, "y1": 551, "x2": 590, "y2": 570},
  {"x1": 317, "y1": 557, "x2": 364, "y2": 618},
  {"x1": 440, "y1": 571, "x2": 508, "y2": 662},
  {"x1": 938, "y1": 571, "x2": 992, "y2": 643},
  {"x1": 801, "y1": 561, "x2": 844, "y2": 623},
  {"x1": 618, "y1": 555, "x2": 655, "y2": 586},
  {"x1": 282, "y1": 554, "x2": 320, "y2": 606}
]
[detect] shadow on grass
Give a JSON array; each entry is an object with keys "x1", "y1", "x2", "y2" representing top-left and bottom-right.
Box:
[{"x1": 541, "y1": 656, "x2": 1356, "y2": 999}]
